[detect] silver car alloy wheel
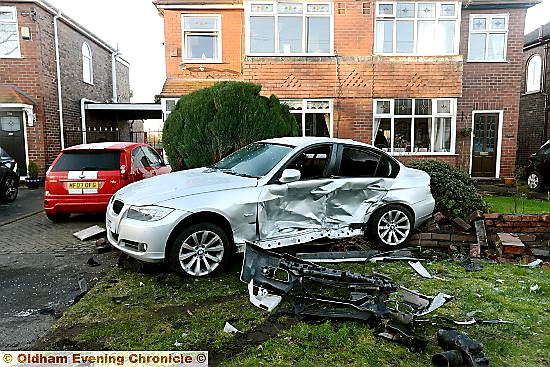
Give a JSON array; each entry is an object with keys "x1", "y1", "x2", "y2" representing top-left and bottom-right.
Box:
[
  {"x1": 527, "y1": 173, "x2": 539, "y2": 190},
  {"x1": 3, "y1": 175, "x2": 17, "y2": 201},
  {"x1": 178, "y1": 230, "x2": 225, "y2": 277},
  {"x1": 376, "y1": 209, "x2": 411, "y2": 246}
]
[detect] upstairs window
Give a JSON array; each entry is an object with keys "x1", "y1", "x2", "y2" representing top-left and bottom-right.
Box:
[
  {"x1": 82, "y1": 42, "x2": 93, "y2": 84},
  {"x1": 374, "y1": 2, "x2": 459, "y2": 55},
  {"x1": 246, "y1": 2, "x2": 333, "y2": 55},
  {"x1": 526, "y1": 54, "x2": 542, "y2": 93},
  {"x1": 468, "y1": 14, "x2": 508, "y2": 62},
  {"x1": 182, "y1": 15, "x2": 221, "y2": 62},
  {"x1": 0, "y1": 6, "x2": 21, "y2": 58}
]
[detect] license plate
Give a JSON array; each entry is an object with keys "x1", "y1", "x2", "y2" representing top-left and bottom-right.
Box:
[{"x1": 67, "y1": 181, "x2": 98, "y2": 190}]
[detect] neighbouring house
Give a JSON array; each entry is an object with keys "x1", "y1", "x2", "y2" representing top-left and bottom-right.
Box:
[
  {"x1": 517, "y1": 21, "x2": 549, "y2": 167},
  {"x1": 154, "y1": 0, "x2": 538, "y2": 179},
  {"x1": 0, "y1": 0, "x2": 142, "y2": 177}
]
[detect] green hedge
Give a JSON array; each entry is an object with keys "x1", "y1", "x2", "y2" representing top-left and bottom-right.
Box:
[
  {"x1": 407, "y1": 159, "x2": 488, "y2": 220},
  {"x1": 163, "y1": 81, "x2": 298, "y2": 170}
]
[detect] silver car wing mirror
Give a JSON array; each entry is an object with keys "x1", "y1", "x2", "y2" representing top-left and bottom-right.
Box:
[{"x1": 280, "y1": 169, "x2": 301, "y2": 183}]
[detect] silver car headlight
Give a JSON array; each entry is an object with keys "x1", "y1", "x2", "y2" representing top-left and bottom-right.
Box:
[{"x1": 126, "y1": 206, "x2": 173, "y2": 221}]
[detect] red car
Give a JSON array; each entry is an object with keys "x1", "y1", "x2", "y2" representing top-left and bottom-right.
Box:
[{"x1": 44, "y1": 142, "x2": 171, "y2": 222}]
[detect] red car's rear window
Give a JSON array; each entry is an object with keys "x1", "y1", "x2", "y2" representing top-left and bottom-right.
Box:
[{"x1": 52, "y1": 151, "x2": 121, "y2": 172}]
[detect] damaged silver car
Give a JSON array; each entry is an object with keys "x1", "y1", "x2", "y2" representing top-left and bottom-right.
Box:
[{"x1": 106, "y1": 137, "x2": 435, "y2": 277}]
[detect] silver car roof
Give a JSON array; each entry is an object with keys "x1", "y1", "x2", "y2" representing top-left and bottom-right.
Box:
[{"x1": 260, "y1": 136, "x2": 372, "y2": 149}]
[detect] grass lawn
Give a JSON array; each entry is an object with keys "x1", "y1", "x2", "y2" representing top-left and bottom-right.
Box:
[
  {"x1": 37, "y1": 256, "x2": 550, "y2": 367},
  {"x1": 484, "y1": 195, "x2": 550, "y2": 214}
]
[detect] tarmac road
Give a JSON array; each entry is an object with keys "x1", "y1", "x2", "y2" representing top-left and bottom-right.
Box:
[{"x1": 0, "y1": 190, "x2": 117, "y2": 350}]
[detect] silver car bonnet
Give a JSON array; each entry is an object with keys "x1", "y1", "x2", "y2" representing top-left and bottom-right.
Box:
[{"x1": 114, "y1": 167, "x2": 258, "y2": 207}]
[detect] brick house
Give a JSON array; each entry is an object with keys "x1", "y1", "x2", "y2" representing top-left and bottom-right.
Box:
[
  {"x1": 0, "y1": 0, "x2": 131, "y2": 177},
  {"x1": 517, "y1": 21, "x2": 549, "y2": 167},
  {"x1": 154, "y1": 0, "x2": 538, "y2": 179}
]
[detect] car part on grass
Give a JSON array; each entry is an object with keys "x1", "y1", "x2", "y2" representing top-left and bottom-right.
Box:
[
  {"x1": 294, "y1": 247, "x2": 419, "y2": 264},
  {"x1": 408, "y1": 261, "x2": 432, "y2": 278},
  {"x1": 462, "y1": 258, "x2": 483, "y2": 272},
  {"x1": 432, "y1": 328, "x2": 489, "y2": 367},
  {"x1": 223, "y1": 322, "x2": 243, "y2": 334},
  {"x1": 241, "y1": 243, "x2": 453, "y2": 351}
]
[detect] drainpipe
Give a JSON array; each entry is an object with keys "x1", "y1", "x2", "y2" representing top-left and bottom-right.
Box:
[
  {"x1": 80, "y1": 98, "x2": 99, "y2": 144},
  {"x1": 53, "y1": 12, "x2": 64, "y2": 149},
  {"x1": 111, "y1": 46, "x2": 119, "y2": 103},
  {"x1": 543, "y1": 42, "x2": 549, "y2": 141}
]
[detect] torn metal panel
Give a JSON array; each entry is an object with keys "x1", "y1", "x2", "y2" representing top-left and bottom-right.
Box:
[{"x1": 295, "y1": 250, "x2": 380, "y2": 263}]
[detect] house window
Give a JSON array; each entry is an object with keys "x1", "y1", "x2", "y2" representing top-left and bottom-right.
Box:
[
  {"x1": 0, "y1": 6, "x2": 20, "y2": 58},
  {"x1": 374, "y1": 2, "x2": 459, "y2": 55},
  {"x1": 526, "y1": 54, "x2": 542, "y2": 93},
  {"x1": 281, "y1": 99, "x2": 332, "y2": 137},
  {"x1": 162, "y1": 98, "x2": 179, "y2": 121},
  {"x1": 82, "y1": 42, "x2": 93, "y2": 84},
  {"x1": 468, "y1": 14, "x2": 508, "y2": 61},
  {"x1": 246, "y1": 2, "x2": 333, "y2": 55},
  {"x1": 373, "y1": 98, "x2": 456, "y2": 155},
  {"x1": 182, "y1": 15, "x2": 221, "y2": 62}
]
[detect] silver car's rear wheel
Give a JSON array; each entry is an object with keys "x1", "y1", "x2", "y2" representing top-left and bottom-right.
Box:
[
  {"x1": 370, "y1": 205, "x2": 413, "y2": 247},
  {"x1": 170, "y1": 223, "x2": 229, "y2": 277}
]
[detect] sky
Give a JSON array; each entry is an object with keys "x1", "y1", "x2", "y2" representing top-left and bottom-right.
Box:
[{"x1": 46, "y1": 0, "x2": 550, "y2": 106}]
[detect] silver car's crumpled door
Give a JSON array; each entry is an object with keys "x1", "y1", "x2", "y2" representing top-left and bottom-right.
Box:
[{"x1": 256, "y1": 177, "x2": 389, "y2": 249}]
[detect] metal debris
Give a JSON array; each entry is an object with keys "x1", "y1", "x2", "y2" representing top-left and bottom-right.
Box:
[
  {"x1": 408, "y1": 261, "x2": 432, "y2": 278},
  {"x1": 432, "y1": 328, "x2": 489, "y2": 367},
  {"x1": 73, "y1": 225, "x2": 106, "y2": 241}
]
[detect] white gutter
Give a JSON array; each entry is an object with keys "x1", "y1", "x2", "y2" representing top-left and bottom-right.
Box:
[
  {"x1": 53, "y1": 12, "x2": 64, "y2": 149},
  {"x1": 156, "y1": 4, "x2": 244, "y2": 9},
  {"x1": 80, "y1": 98, "x2": 99, "y2": 144}
]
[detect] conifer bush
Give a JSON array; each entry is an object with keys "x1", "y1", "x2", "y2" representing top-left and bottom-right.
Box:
[
  {"x1": 163, "y1": 81, "x2": 298, "y2": 170},
  {"x1": 407, "y1": 159, "x2": 488, "y2": 220}
]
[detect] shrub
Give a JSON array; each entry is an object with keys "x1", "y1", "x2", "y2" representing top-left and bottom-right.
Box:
[
  {"x1": 163, "y1": 81, "x2": 299, "y2": 170},
  {"x1": 27, "y1": 160, "x2": 39, "y2": 178},
  {"x1": 407, "y1": 159, "x2": 488, "y2": 220}
]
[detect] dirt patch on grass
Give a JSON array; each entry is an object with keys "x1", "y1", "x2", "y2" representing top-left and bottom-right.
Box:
[
  {"x1": 153, "y1": 292, "x2": 246, "y2": 318},
  {"x1": 209, "y1": 320, "x2": 296, "y2": 366}
]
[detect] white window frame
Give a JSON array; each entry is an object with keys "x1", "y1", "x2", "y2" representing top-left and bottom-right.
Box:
[
  {"x1": 161, "y1": 98, "x2": 179, "y2": 121},
  {"x1": 182, "y1": 14, "x2": 222, "y2": 63},
  {"x1": 373, "y1": 98, "x2": 457, "y2": 155},
  {"x1": 245, "y1": 1, "x2": 334, "y2": 56},
  {"x1": 0, "y1": 6, "x2": 21, "y2": 58},
  {"x1": 525, "y1": 54, "x2": 542, "y2": 93},
  {"x1": 281, "y1": 99, "x2": 333, "y2": 137},
  {"x1": 467, "y1": 14, "x2": 508, "y2": 62},
  {"x1": 82, "y1": 42, "x2": 93, "y2": 84},
  {"x1": 373, "y1": 1, "x2": 460, "y2": 56}
]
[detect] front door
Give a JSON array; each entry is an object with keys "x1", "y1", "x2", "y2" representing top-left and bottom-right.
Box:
[
  {"x1": 471, "y1": 113, "x2": 499, "y2": 177},
  {"x1": 0, "y1": 110, "x2": 27, "y2": 175}
]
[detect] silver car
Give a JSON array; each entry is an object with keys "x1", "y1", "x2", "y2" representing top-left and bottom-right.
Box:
[{"x1": 106, "y1": 137, "x2": 434, "y2": 277}]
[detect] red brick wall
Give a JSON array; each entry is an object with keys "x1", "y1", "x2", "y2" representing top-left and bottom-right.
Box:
[{"x1": 459, "y1": 8, "x2": 526, "y2": 178}]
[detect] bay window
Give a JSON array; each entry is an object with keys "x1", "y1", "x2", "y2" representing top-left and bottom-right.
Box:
[
  {"x1": 373, "y1": 98, "x2": 456, "y2": 154},
  {"x1": 281, "y1": 99, "x2": 332, "y2": 137},
  {"x1": 246, "y1": 2, "x2": 333, "y2": 55},
  {"x1": 374, "y1": 2, "x2": 459, "y2": 55}
]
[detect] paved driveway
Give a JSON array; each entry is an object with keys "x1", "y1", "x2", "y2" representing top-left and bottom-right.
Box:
[{"x1": 0, "y1": 196, "x2": 117, "y2": 349}]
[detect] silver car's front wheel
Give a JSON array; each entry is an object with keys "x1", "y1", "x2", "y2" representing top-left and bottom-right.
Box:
[
  {"x1": 170, "y1": 223, "x2": 229, "y2": 277},
  {"x1": 370, "y1": 205, "x2": 413, "y2": 247}
]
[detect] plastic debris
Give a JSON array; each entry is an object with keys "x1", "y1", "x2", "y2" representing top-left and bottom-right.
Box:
[
  {"x1": 521, "y1": 259, "x2": 542, "y2": 268},
  {"x1": 174, "y1": 340, "x2": 182, "y2": 347},
  {"x1": 530, "y1": 284, "x2": 540, "y2": 293},
  {"x1": 73, "y1": 225, "x2": 106, "y2": 241},
  {"x1": 408, "y1": 261, "x2": 432, "y2": 279},
  {"x1": 223, "y1": 322, "x2": 242, "y2": 334}
]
